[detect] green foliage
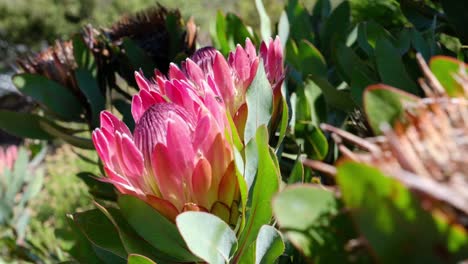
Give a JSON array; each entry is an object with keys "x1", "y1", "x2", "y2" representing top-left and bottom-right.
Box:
[
  {"x1": 0, "y1": 145, "x2": 46, "y2": 261},
  {"x1": 176, "y1": 212, "x2": 238, "y2": 264},
  {"x1": 337, "y1": 162, "x2": 468, "y2": 263}
]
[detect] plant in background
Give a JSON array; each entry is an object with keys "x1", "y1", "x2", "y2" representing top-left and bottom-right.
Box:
[
  {"x1": 0, "y1": 144, "x2": 46, "y2": 262},
  {"x1": 68, "y1": 36, "x2": 285, "y2": 264},
  {"x1": 273, "y1": 55, "x2": 468, "y2": 263}
]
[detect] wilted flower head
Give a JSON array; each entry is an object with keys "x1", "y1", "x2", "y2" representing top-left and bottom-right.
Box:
[
  {"x1": 0, "y1": 145, "x2": 17, "y2": 173},
  {"x1": 17, "y1": 41, "x2": 79, "y2": 95},
  {"x1": 93, "y1": 66, "x2": 239, "y2": 224}
]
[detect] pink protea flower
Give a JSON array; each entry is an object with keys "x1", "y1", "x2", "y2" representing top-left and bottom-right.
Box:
[{"x1": 93, "y1": 70, "x2": 239, "y2": 224}]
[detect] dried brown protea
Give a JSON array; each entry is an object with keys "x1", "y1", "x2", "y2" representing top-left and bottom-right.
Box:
[
  {"x1": 308, "y1": 54, "x2": 468, "y2": 224},
  {"x1": 108, "y1": 4, "x2": 197, "y2": 72},
  {"x1": 16, "y1": 40, "x2": 79, "y2": 95}
]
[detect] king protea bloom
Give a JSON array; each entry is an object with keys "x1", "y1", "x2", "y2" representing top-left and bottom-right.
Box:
[{"x1": 93, "y1": 65, "x2": 239, "y2": 224}]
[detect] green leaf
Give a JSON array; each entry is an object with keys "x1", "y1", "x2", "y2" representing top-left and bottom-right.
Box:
[
  {"x1": 288, "y1": 154, "x2": 304, "y2": 184},
  {"x1": 320, "y1": 1, "x2": 350, "y2": 55},
  {"x1": 71, "y1": 209, "x2": 127, "y2": 261},
  {"x1": 363, "y1": 84, "x2": 419, "y2": 134},
  {"x1": 176, "y1": 212, "x2": 237, "y2": 264},
  {"x1": 440, "y1": 0, "x2": 468, "y2": 44},
  {"x1": 237, "y1": 126, "x2": 280, "y2": 261},
  {"x1": 93, "y1": 203, "x2": 172, "y2": 264},
  {"x1": 277, "y1": 11, "x2": 289, "y2": 50},
  {"x1": 255, "y1": 225, "x2": 284, "y2": 264},
  {"x1": 302, "y1": 124, "x2": 328, "y2": 160},
  {"x1": 334, "y1": 42, "x2": 375, "y2": 85},
  {"x1": 285, "y1": 0, "x2": 313, "y2": 41},
  {"x1": 357, "y1": 21, "x2": 394, "y2": 57},
  {"x1": 337, "y1": 162, "x2": 468, "y2": 263},
  {"x1": 374, "y1": 37, "x2": 420, "y2": 95},
  {"x1": 429, "y1": 56, "x2": 467, "y2": 97},
  {"x1": 275, "y1": 96, "x2": 289, "y2": 149},
  {"x1": 75, "y1": 68, "x2": 105, "y2": 128},
  {"x1": 311, "y1": 77, "x2": 355, "y2": 112},
  {"x1": 40, "y1": 120, "x2": 94, "y2": 149},
  {"x1": 298, "y1": 40, "x2": 327, "y2": 78},
  {"x1": 118, "y1": 195, "x2": 198, "y2": 262},
  {"x1": 73, "y1": 34, "x2": 95, "y2": 71},
  {"x1": 212, "y1": 11, "x2": 229, "y2": 54},
  {"x1": 255, "y1": 0, "x2": 271, "y2": 42},
  {"x1": 127, "y1": 254, "x2": 157, "y2": 264},
  {"x1": 77, "y1": 172, "x2": 117, "y2": 201},
  {"x1": 273, "y1": 185, "x2": 336, "y2": 231},
  {"x1": 273, "y1": 185, "x2": 364, "y2": 263},
  {"x1": 113, "y1": 99, "x2": 135, "y2": 131},
  {"x1": 12, "y1": 73, "x2": 83, "y2": 121},
  {"x1": 244, "y1": 62, "x2": 273, "y2": 143},
  {"x1": 0, "y1": 110, "x2": 53, "y2": 140},
  {"x1": 122, "y1": 39, "x2": 155, "y2": 77}
]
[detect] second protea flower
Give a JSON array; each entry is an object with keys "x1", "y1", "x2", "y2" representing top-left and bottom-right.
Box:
[{"x1": 93, "y1": 74, "x2": 239, "y2": 225}]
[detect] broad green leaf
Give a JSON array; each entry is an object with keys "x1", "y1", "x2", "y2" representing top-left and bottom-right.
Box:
[
  {"x1": 399, "y1": 0, "x2": 435, "y2": 30},
  {"x1": 312, "y1": 0, "x2": 331, "y2": 20},
  {"x1": 13, "y1": 73, "x2": 83, "y2": 121},
  {"x1": 77, "y1": 172, "x2": 116, "y2": 201},
  {"x1": 244, "y1": 63, "x2": 273, "y2": 143},
  {"x1": 350, "y1": 67, "x2": 375, "y2": 106},
  {"x1": 176, "y1": 212, "x2": 237, "y2": 264},
  {"x1": 236, "y1": 126, "x2": 280, "y2": 261},
  {"x1": 363, "y1": 84, "x2": 419, "y2": 134},
  {"x1": 273, "y1": 185, "x2": 336, "y2": 231},
  {"x1": 285, "y1": 0, "x2": 313, "y2": 41},
  {"x1": 334, "y1": 42, "x2": 376, "y2": 85},
  {"x1": 374, "y1": 37, "x2": 419, "y2": 95},
  {"x1": 0, "y1": 110, "x2": 53, "y2": 140},
  {"x1": 244, "y1": 137, "x2": 259, "y2": 191},
  {"x1": 277, "y1": 11, "x2": 289, "y2": 50},
  {"x1": 440, "y1": 0, "x2": 468, "y2": 44},
  {"x1": 298, "y1": 40, "x2": 327, "y2": 78},
  {"x1": 128, "y1": 254, "x2": 157, "y2": 264},
  {"x1": 255, "y1": 225, "x2": 284, "y2": 264},
  {"x1": 118, "y1": 195, "x2": 198, "y2": 262},
  {"x1": 337, "y1": 162, "x2": 468, "y2": 263},
  {"x1": 275, "y1": 96, "x2": 289, "y2": 149},
  {"x1": 71, "y1": 209, "x2": 127, "y2": 261},
  {"x1": 75, "y1": 68, "x2": 105, "y2": 128},
  {"x1": 113, "y1": 99, "x2": 135, "y2": 131},
  {"x1": 73, "y1": 34, "x2": 95, "y2": 71},
  {"x1": 357, "y1": 21, "x2": 394, "y2": 57},
  {"x1": 122, "y1": 39, "x2": 155, "y2": 77},
  {"x1": 255, "y1": 0, "x2": 271, "y2": 42},
  {"x1": 320, "y1": 1, "x2": 350, "y2": 56},
  {"x1": 273, "y1": 185, "x2": 364, "y2": 263},
  {"x1": 212, "y1": 11, "x2": 229, "y2": 54},
  {"x1": 68, "y1": 216, "x2": 106, "y2": 264},
  {"x1": 288, "y1": 154, "x2": 304, "y2": 184},
  {"x1": 301, "y1": 124, "x2": 328, "y2": 160},
  {"x1": 93, "y1": 204, "x2": 172, "y2": 264},
  {"x1": 311, "y1": 77, "x2": 355, "y2": 112},
  {"x1": 429, "y1": 56, "x2": 467, "y2": 97},
  {"x1": 410, "y1": 28, "x2": 431, "y2": 60}
]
